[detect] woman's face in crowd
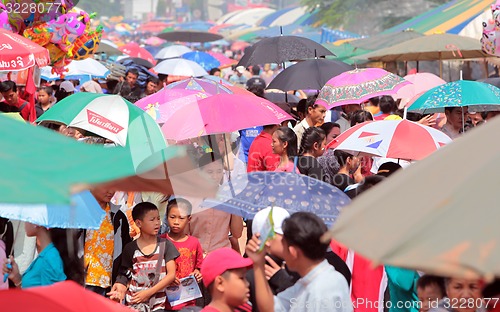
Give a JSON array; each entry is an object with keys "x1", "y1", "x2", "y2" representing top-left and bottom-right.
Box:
[
  {"x1": 38, "y1": 90, "x2": 50, "y2": 105},
  {"x1": 271, "y1": 131, "x2": 286, "y2": 156},
  {"x1": 326, "y1": 127, "x2": 341, "y2": 145},
  {"x1": 445, "y1": 278, "x2": 482, "y2": 312},
  {"x1": 202, "y1": 161, "x2": 224, "y2": 185}
]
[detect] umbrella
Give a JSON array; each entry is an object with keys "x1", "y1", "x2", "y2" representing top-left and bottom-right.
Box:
[
  {"x1": 144, "y1": 36, "x2": 166, "y2": 46},
  {"x1": 41, "y1": 59, "x2": 110, "y2": 81},
  {"x1": 181, "y1": 51, "x2": 220, "y2": 72},
  {"x1": 157, "y1": 30, "x2": 223, "y2": 43},
  {"x1": 323, "y1": 116, "x2": 500, "y2": 279},
  {"x1": 203, "y1": 75, "x2": 234, "y2": 86},
  {"x1": 0, "y1": 191, "x2": 104, "y2": 229},
  {"x1": 395, "y1": 73, "x2": 446, "y2": 108},
  {"x1": 236, "y1": 35, "x2": 334, "y2": 67},
  {"x1": 137, "y1": 21, "x2": 170, "y2": 33},
  {"x1": 118, "y1": 42, "x2": 156, "y2": 66},
  {"x1": 153, "y1": 58, "x2": 207, "y2": 77},
  {"x1": 36, "y1": 94, "x2": 166, "y2": 166},
  {"x1": 206, "y1": 51, "x2": 237, "y2": 69},
  {"x1": 135, "y1": 88, "x2": 209, "y2": 124},
  {"x1": 203, "y1": 171, "x2": 351, "y2": 227},
  {"x1": 161, "y1": 93, "x2": 293, "y2": 141},
  {"x1": 326, "y1": 119, "x2": 452, "y2": 161},
  {"x1": 231, "y1": 41, "x2": 251, "y2": 51},
  {"x1": 0, "y1": 280, "x2": 133, "y2": 311},
  {"x1": 264, "y1": 91, "x2": 301, "y2": 104},
  {"x1": 117, "y1": 57, "x2": 155, "y2": 69},
  {"x1": 166, "y1": 77, "x2": 232, "y2": 95},
  {"x1": 315, "y1": 68, "x2": 411, "y2": 109},
  {"x1": 155, "y1": 45, "x2": 193, "y2": 59},
  {"x1": 478, "y1": 77, "x2": 500, "y2": 88},
  {"x1": 0, "y1": 113, "x2": 185, "y2": 205},
  {"x1": 96, "y1": 39, "x2": 122, "y2": 55},
  {"x1": 407, "y1": 80, "x2": 500, "y2": 113},
  {"x1": 349, "y1": 30, "x2": 424, "y2": 51},
  {"x1": 0, "y1": 29, "x2": 50, "y2": 70},
  {"x1": 267, "y1": 59, "x2": 354, "y2": 91}
]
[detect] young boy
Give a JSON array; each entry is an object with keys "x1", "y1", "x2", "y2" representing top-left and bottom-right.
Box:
[
  {"x1": 108, "y1": 202, "x2": 180, "y2": 311},
  {"x1": 200, "y1": 248, "x2": 253, "y2": 312},
  {"x1": 160, "y1": 198, "x2": 204, "y2": 310},
  {"x1": 417, "y1": 275, "x2": 445, "y2": 312}
]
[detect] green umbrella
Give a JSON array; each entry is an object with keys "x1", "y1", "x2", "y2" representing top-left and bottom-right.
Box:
[
  {"x1": 0, "y1": 113, "x2": 184, "y2": 205},
  {"x1": 37, "y1": 93, "x2": 167, "y2": 167},
  {"x1": 408, "y1": 80, "x2": 500, "y2": 113},
  {"x1": 323, "y1": 42, "x2": 370, "y2": 65}
]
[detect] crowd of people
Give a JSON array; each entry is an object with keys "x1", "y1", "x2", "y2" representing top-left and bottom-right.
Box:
[{"x1": 1, "y1": 47, "x2": 500, "y2": 312}]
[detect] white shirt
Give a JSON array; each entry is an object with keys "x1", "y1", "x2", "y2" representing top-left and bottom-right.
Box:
[
  {"x1": 274, "y1": 260, "x2": 353, "y2": 312},
  {"x1": 293, "y1": 119, "x2": 311, "y2": 150}
]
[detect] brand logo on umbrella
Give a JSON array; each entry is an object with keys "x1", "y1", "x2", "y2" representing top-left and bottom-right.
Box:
[{"x1": 87, "y1": 110, "x2": 124, "y2": 134}]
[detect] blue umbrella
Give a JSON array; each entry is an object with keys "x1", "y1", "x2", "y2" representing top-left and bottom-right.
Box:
[
  {"x1": 0, "y1": 191, "x2": 104, "y2": 229},
  {"x1": 182, "y1": 51, "x2": 220, "y2": 72},
  {"x1": 203, "y1": 172, "x2": 351, "y2": 226}
]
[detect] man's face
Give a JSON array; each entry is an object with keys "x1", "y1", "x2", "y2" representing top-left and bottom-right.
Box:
[
  {"x1": 126, "y1": 73, "x2": 138, "y2": 87},
  {"x1": 308, "y1": 104, "x2": 327, "y2": 125},
  {"x1": 445, "y1": 107, "x2": 467, "y2": 130},
  {"x1": 146, "y1": 81, "x2": 157, "y2": 94},
  {"x1": 1, "y1": 89, "x2": 18, "y2": 105}
]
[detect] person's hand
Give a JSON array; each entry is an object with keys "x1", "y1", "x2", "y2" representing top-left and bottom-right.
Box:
[
  {"x1": 264, "y1": 255, "x2": 282, "y2": 280},
  {"x1": 171, "y1": 277, "x2": 180, "y2": 286},
  {"x1": 245, "y1": 234, "x2": 266, "y2": 266},
  {"x1": 107, "y1": 283, "x2": 127, "y2": 302},
  {"x1": 3, "y1": 256, "x2": 21, "y2": 285},
  {"x1": 192, "y1": 269, "x2": 202, "y2": 283},
  {"x1": 417, "y1": 114, "x2": 436, "y2": 127},
  {"x1": 130, "y1": 289, "x2": 153, "y2": 304}
]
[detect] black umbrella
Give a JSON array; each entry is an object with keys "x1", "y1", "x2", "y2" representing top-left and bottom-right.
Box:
[
  {"x1": 264, "y1": 92, "x2": 300, "y2": 104},
  {"x1": 478, "y1": 77, "x2": 500, "y2": 88},
  {"x1": 237, "y1": 35, "x2": 334, "y2": 67},
  {"x1": 157, "y1": 30, "x2": 223, "y2": 43},
  {"x1": 118, "y1": 57, "x2": 155, "y2": 69},
  {"x1": 267, "y1": 59, "x2": 354, "y2": 91}
]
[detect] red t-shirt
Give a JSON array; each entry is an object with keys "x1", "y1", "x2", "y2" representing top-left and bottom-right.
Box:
[
  {"x1": 246, "y1": 132, "x2": 280, "y2": 172},
  {"x1": 201, "y1": 306, "x2": 222, "y2": 312},
  {"x1": 161, "y1": 234, "x2": 204, "y2": 310}
]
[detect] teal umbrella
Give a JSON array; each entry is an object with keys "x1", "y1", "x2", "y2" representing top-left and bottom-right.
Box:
[{"x1": 408, "y1": 80, "x2": 500, "y2": 113}]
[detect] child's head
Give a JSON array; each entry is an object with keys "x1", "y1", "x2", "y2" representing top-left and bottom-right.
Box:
[
  {"x1": 38, "y1": 86, "x2": 53, "y2": 105},
  {"x1": 201, "y1": 248, "x2": 253, "y2": 308},
  {"x1": 417, "y1": 275, "x2": 446, "y2": 312},
  {"x1": 166, "y1": 198, "x2": 193, "y2": 235},
  {"x1": 132, "y1": 202, "x2": 160, "y2": 236},
  {"x1": 251, "y1": 206, "x2": 290, "y2": 259}
]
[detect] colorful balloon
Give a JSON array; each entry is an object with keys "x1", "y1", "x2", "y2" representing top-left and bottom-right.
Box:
[{"x1": 482, "y1": 3, "x2": 500, "y2": 57}]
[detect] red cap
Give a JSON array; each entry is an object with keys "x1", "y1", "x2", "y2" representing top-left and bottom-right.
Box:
[{"x1": 201, "y1": 248, "x2": 253, "y2": 287}]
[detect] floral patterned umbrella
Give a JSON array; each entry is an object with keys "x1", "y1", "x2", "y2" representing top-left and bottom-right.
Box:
[{"x1": 315, "y1": 68, "x2": 410, "y2": 109}]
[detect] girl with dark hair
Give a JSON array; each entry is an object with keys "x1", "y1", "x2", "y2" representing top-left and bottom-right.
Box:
[
  {"x1": 331, "y1": 150, "x2": 362, "y2": 193},
  {"x1": 350, "y1": 110, "x2": 374, "y2": 127},
  {"x1": 35, "y1": 86, "x2": 54, "y2": 118},
  {"x1": 2, "y1": 224, "x2": 84, "y2": 288},
  {"x1": 272, "y1": 126, "x2": 299, "y2": 173},
  {"x1": 296, "y1": 127, "x2": 326, "y2": 181}
]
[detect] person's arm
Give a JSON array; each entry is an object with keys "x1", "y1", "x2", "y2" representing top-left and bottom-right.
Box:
[
  {"x1": 130, "y1": 259, "x2": 176, "y2": 303},
  {"x1": 230, "y1": 214, "x2": 243, "y2": 239},
  {"x1": 246, "y1": 234, "x2": 275, "y2": 312},
  {"x1": 108, "y1": 242, "x2": 133, "y2": 302}
]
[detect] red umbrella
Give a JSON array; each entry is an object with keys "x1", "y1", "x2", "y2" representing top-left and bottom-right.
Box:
[
  {"x1": 0, "y1": 281, "x2": 131, "y2": 311},
  {"x1": 231, "y1": 41, "x2": 250, "y2": 51},
  {"x1": 137, "y1": 21, "x2": 170, "y2": 33},
  {"x1": 0, "y1": 29, "x2": 50, "y2": 71},
  {"x1": 119, "y1": 42, "x2": 156, "y2": 65}
]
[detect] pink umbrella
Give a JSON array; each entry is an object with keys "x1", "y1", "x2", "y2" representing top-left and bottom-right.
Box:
[
  {"x1": 207, "y1": 51, "x2": 237, "y2": 69},
  {"x1": 145, "y1": 36, "x2": 166, "y2": 46},
  {"x1": 166, "y1": 77, "x2": 233, "y2": 95},
  {"x1": 135, "y1": 88, "x2": 209, "y2": 123},
  {"x1": 395, "y1": 73, "x2": 446, "y2": 108},
  {"x1": 119, "y1": 42, "x2": 156, "y2": 65},
  {"x1": 326, "y1": 119, "x2": 451, "y2": 161},
  {"x1": 161, "y1": 93, "x2": 293, "y2": 140},
  {"x1": 315, "y1": 68, "x2": 411, "y2": 109}
]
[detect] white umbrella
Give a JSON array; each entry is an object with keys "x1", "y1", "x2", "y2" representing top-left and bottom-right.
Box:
[
  {"x1": 153, "y1": 58, "x2": 207, "y2": 77},
  {"x1": 41, "y1": 58, "x2": 110, "y2": 81},
  {"x1": 324, "y1": 116, "x2": 500, "y2": 280},
  {"x1": 155, "y1": 45, "x2": 193, "y2": 59}
]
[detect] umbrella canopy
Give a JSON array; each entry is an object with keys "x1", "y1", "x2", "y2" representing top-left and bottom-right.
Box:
[
  {"x1": 203, "y1": 75, "x2": 234, "y2": 86},
  {"x1": 267, "y1": 59, "x2": 354, "y2": 91},
  {"x1": 41, "y1": 59, "x2": 110, "y2": 81},
  {"x1": 324, "y1": 116, "x2": 500, "y2": 279},
  {"x1": 157, "y1": 30, "x2": 223, "y2": 43},
  {"x1": 316, "y1": 68, "x2": 410, "y2": 109},
  {"x1": 357, "y1": 33, "x2": 488, "y2": 62},
  {"x1": 161, "y1": 93, "x2": 293, "y2": 141},
  {"x1": 237, "y1": 35, "x2": 334, "y2": 67},
  {"x1": 181, "y1": 51, "x2": 220, "y2": 72},
  {"x1": 349, "y1": 30, "x2": 424, "y2": 51},
  {"x1": 96, "y1": 39, "x2": 122, "y2": 55},
  {"x1": 326, "y1": 120, "x2": 452, "y2": 161},
  {"x1": 0, "y1": 28, "x2": 50, "y2": 70},
  {"x1": 155, "y1": 45, "x2": 193, "y2": 59},
  {"x1": 153, "y1": 58, "x2": 207, "y2": 77},
  {"x1": 135, "y1": 88, "x2": 209, "y2": 124},
  {"x1": 117, "y1": 57, "x2": 155, "y2": 69},
  {"x1": 0, "y1": 280, "x2": 134, "y2": 311},
  {"x1": 206, "y1": 51, "x2": 237, "y2": 69},
  {"x1": 204, "y1": 171, "x2": 351, "y2": 227},
  {"x1": 408, "y1": 80, "x2": 500, "y2": 113},
  {"x1": 264, "y1": 91, "x2": 301, "y2": 104},
  {"x1": 0, "y1": 191, "x2": 104, "y2": 229},
  {"x1": 137, "y1": 21, "x2": 170, "y2": 33},
  {"x1": 395, "y1": 73, "x2": 446, "y2": 108},
  {"x1": 166, "y1": 77, "x2": 232, "y2": 95},
  {"x1": 144, "y1": 36, "x2": 166, "y2": 46},
  {"x1": 118, "y1": 42, "x2": 156, "y2": 65},
  {"x1": 478, "y1": 77, "x2": 500, "y2": 88}
]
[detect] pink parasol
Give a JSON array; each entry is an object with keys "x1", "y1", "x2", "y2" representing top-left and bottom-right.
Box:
[
  {"x1": 315, "y1": 68, "x2": 410, "y2": 109},
  {"x1": 119, "y1": 42, "x2": 156, "y2": 65},
  {"x1": 145, "y1": 36, "x2": 166, "y2": 46},
  {"x1": 207, "y1": 51, "x2": 237, "y2": 68},
  {"x1": 395, "y1": 72, "x2": 446, "y2": 108}
]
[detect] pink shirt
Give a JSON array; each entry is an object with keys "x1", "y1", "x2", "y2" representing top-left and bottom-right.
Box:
[
  {"x1": 274, "y1": 161, "x2": 300, "y2": 173},
  {"x1": 189, "y1": 208, "x2": 231, "y2": 256}
]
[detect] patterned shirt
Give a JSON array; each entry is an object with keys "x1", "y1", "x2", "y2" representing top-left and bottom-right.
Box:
[{"x1": 84, "y1": 204, "x2": 114, "y2": 288}]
